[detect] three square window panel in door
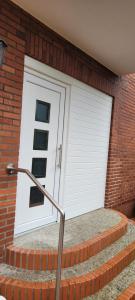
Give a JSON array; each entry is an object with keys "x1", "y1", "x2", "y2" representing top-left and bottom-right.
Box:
[{"x1": 30, "y1": 100, "x2": 50, "y2": 208}]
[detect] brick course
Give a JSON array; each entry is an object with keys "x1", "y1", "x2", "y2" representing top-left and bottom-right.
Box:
[{"x1": 0, "y1": 0, "x2": 135, "y2": 262}]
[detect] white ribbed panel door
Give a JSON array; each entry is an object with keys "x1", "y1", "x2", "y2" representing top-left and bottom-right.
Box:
[{"x1": 63, "y1": 84, "x2": 112, "y2": 219}]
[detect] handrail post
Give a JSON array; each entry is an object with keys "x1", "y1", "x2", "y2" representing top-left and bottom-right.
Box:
[
  {"x1": 6, "y1": 163, "x2": 65, "y2": 300},
  {"x1": 55, "y1": 213, "x2": 65, "y2": 300}
]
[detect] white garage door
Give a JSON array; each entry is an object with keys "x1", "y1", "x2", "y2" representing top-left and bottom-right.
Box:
[{"x1": 63, "y1": 84, "x2": 112, "y2": 219}]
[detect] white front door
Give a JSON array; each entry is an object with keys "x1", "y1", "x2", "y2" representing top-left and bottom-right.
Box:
[{"x1": 15, "y1": 72, "x2": 65, "y2": 235}]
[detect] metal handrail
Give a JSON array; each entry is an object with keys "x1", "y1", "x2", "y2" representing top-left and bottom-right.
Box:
[{"x1": 6, "y1": 163, "x2": 65, "y2": 300}]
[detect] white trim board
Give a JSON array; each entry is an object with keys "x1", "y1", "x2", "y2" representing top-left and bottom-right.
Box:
[{"x1": 24, "y1": 56, "x2": 112, "y2": 101}]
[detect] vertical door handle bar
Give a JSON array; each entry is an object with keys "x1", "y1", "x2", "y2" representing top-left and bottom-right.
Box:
[{"x1": 57, "y1": 144, "x2": 62, "y2": 168}]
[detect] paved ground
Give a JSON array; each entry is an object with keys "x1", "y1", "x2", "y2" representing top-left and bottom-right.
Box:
[
  {"x1": 1, "y1": 223, "x2": 135, "y2": 283},
  {"x1": 14, "y1": 208, "x2": 121, "y2": 249}
]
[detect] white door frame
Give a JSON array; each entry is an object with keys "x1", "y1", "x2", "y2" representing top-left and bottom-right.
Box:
[{"x1": 15, "y1": 57, "x2": 71, "y2": 235}]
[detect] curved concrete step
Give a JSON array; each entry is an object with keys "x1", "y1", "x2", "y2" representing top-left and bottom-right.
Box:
[
  {"x1": 5, "y1": 209, "x2": 127, "y2": 270},
  {"x1": 1, "y1": 222, "x2": 135, "y2": 300}
]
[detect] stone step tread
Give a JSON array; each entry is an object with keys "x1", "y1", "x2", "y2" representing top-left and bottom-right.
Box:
[
  {"x1": 117, "y1": 282, "x2": 135, "y2": 300},
  {"x1": 85, "y1": 258, "x2": 135, "y2": 300},
  {"x1": 1, "y1": 222, "x2": 135, "y2": 282},
  {"x1": 13, "y1": 209, "x2": 121, "y2": 250}
]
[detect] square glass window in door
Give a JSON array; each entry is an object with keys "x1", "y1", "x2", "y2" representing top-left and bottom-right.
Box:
[
  {"x1": 35, "y1": 100, "x2": 50, "y2": 123},
  {"x1": 33, "y1": 129, "x2": 49, "y2": 150},
  {"x1": 32, "y1": 158, "x2": 47, "y2": 178},
  {"x1": 29, "y1": 185, "x2": 45, "y2": 207}
]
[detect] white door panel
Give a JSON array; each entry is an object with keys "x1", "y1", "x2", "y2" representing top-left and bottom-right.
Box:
[
  {"x1": 15, "y1": 73, "x2": 65, "y2": 235},
  {"x1": 63, "y1": 85, "x2": 112, "y2": 219}
]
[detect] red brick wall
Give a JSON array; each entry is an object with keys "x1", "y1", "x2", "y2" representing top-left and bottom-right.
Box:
[
  {"x1": 0, "y1": 0, "x2": 135, "y2": 262},
  {"x1": 106, "y1": 74, "x2": 135, "y2": 216}
]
